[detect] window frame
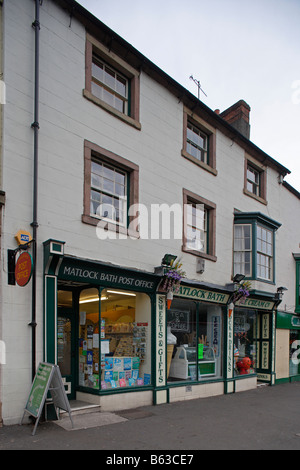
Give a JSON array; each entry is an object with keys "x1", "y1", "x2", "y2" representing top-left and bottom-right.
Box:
[
  {"x1": 244, "y1": 155, "x2": 267, "y2": 204},
  {"x1": 293, "y1": 254, "x2": 300, "y2": 313},
  {"x1": 233, "y1": 212, "x2": 281, "y2": 284},
  {"x1": 256, "y1": 225, "x2": 273, "y2": 281},
  {"x1": 83, "y1": 140, "x2": 139, "y2": 238},
  {"x1": 186, "y1": 121, "x2": 208, "y2": 165},
  {"x1": 90, "y1": 159, "x2": 128, "y2": 227},
  {"x1": 182, "y1": 189, "x2": 217, "y2": 261},
  {"x1": 233, "y1": 224, "x2": 252, "y2": 277},
  {"x1": 91, "y1": 53, "x2": 129, "y2": 115},
  {"x1": 182, "y1": 108, "x2": 217, "y2": 176},
  {"x1": 84, "y1": 33, "x2": 141, "y2": 130}
]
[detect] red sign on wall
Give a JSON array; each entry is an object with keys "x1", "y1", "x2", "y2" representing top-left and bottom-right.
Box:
[{"x1": 15, "y1": 252, "x2": 33, "y2": 287}]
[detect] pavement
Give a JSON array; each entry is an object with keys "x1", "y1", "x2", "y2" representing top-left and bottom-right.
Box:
[{"x1": 1, "y1": 381, "x2": 300, "y2": 452}]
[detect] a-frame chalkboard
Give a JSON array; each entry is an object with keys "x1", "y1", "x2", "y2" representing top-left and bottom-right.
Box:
[{"x1": 21, "y1": 362, "x2": 74, "y2": 435}]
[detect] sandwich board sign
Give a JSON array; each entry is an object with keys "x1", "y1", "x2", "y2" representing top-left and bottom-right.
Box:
[{"x1": 21, "y1": 362, "x2": 73, "y2": 435}]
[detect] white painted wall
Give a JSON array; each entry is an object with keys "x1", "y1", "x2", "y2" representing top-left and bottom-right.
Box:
[{"x1": 0, "y1": 0, "x2": 299, "y2": 423}]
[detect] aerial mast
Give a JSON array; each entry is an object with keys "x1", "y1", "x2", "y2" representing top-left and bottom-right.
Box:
[{"x1": 189, "y1": 75, "x2": 207, "y2": 100}]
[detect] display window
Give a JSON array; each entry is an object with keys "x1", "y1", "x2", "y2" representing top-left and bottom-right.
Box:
[
  {"x1": 289, "y1": 330, "x2": 300, "y2": 376},
  {"x1": 167, "y1": 298, "x2": 223, "y2": 383},
  {"x1": 79, "y1": 287, "x2": 152, "y2": 390},
  {"x1": 79, "y1": 288, "x2": 100, "y2": 389},
  {"x1": 234, "y1": 308, "x2": 257, "y2": 376}
]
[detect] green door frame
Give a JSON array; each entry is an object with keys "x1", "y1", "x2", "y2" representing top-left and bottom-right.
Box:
[{"x1": 57, "y1": 307, "x2": 77, "y2": 400}]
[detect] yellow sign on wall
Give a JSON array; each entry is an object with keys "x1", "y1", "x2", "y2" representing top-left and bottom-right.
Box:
[{"x1": 15, "y1": 229, "x2": 32, "y2": 246}]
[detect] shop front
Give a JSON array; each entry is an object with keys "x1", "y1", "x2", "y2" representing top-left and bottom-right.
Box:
[
  {"x1": 43, "y1": 239, "x2": 163, "y2": 410},
  {"x1": 43, "y1": 240, "x2": 277, "y2": 411},
  {"x1": 233, "y1": 296, "x2": 276, "y2": 387},
  {"x1": 165, "y1": 284, "x2": 229, "y2": 402},
  {"x1": 276, "y1": 311, "x2": 300, "y2": 383},
  {"x1": 164, "y1": 284, "x2": 277, "y2": 401}
]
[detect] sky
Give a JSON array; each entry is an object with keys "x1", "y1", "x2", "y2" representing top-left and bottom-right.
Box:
[{"x1": 77, "y1": 0, "x2": 300, "y2": 192}]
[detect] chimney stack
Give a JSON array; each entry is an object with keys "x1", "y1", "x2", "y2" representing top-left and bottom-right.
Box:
[{"x1": 219, "y1": 100, "x2": 251, "y2": 139}]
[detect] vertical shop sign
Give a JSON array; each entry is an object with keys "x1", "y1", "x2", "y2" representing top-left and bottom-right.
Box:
[
  {"x1": 262, "y1": 314, "x2": 270, "y2": 370},
  {"x1": 227, "y1": 307, "x2": 234, "y2": 378},
  {"x1": 212, "y1": 316, "x2": 220, "y2": 358},
  {"x1": 156, "y1": 294, "x2": 166, "y2": 386},
  {"x1": 262, "y1": 314, "x2": 269, "y2": 338},
  {"x1": 262, "y1": 342, "x2": 269, "y2": 369}
]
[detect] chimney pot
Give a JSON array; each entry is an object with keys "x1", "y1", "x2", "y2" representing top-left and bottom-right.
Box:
[{"x1": 220, "y1": 100, "x2": 251, "y2": 139}]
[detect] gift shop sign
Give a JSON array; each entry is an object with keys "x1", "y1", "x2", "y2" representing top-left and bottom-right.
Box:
[
  {"x1": 156, "y1": 294, "x2": 166, "y2": 386},
  {"x1": 15, "y1": 252, "x2": 33, "y2": 287},
  {"x1": 176, "y1": 285, "x2": 229, "y2": 304}
]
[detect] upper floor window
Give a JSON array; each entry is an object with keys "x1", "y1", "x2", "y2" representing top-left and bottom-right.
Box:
[
  {"x1": 90, "y1": 160, "x2": 127, "y2": 226},
  {"x1": 183, "y1": 189, "x2": 217, "y2": 262},
  {"x1": 185, "y1": 202, "x2": 208, "y2": 253},
  {"x1": 186, "y1": 122, "x2": 208, "y2": 165},
  {"x1": 92, "y1": 54, "x2": 129, "y2": 115},
  {"x1": 246, "y1": 164, "x2": 260, "y2": 196},
  {"x1": 244, "y1": 156, "x2": 267, "y2": 204},
  {"x1": 83, "y1": 140, "x2": 139, "y2": 238},
  {"x1": 182, "y1": 108, "x2": 217, "y2": 176},
  {"x1": 233, "y1": 224, "x2": 252, "y2": 277},
  {"x1": 233, "y1": 212, "x2": 281, "y2": 283},
  {"x1": 256, "y1": 225, "x2": 273, "y2": 280},
  {"x1": 84, "y1": 33, "x2": 141, "y2": 130}
]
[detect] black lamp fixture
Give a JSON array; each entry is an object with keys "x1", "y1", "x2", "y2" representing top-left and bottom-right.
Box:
[
  {"x1": 233, "y1": 273, "x2": 245, "y2": 283},
  {"x1": 161, "y1": 254, "x2": 177, "y2": 267},
  {"x1": 275, "y1": 286, "x2": 288, "y2": 301}
]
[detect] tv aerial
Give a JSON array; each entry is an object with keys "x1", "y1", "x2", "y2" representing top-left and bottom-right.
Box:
[{"x1": 189, "y1": 75, "x2": 207, "y2": 100}]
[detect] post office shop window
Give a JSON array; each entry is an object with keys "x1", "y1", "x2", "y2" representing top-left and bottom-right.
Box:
[
  {"x1": 182, "y1": 189, "x2": 217, "y2": 261},
  {"x1": 167, "y1": 298, "x2": 223, "y2": 383},
  {"x1": 83, "y1": 140, "x2": 139, "y2": 237},
  {"x1": 100, "y1": 289, "x2": 151, "y2": 389},
  {"x1": 84, "y1": 33, "x2": 141, "y2": 129},
  {"x1": 234, "y1": 308, "x2": 258, "y2": 377},
  {"x1": 79, "y1": 288, "x2": 100, "y2": 390},
  {"x1": 182, "y1": 108, "x2": 217, "y2": 176}
]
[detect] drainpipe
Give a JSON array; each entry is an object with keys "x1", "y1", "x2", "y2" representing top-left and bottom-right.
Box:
[{"x1": 30, "y1": 0, "x2": 41, "y2": 382}]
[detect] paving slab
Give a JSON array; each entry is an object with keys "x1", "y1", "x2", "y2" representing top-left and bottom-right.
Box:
[{"x1": 54, "y1": 411, "x2": 127, "y2": 431}]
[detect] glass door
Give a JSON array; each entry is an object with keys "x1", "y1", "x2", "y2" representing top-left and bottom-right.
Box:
[{"x1": 57, "y1": 308, "x2": 76, "y2": 399}]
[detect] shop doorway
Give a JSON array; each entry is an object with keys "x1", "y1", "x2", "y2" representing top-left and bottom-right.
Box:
[{"x1": 57, "y1": 308, "x2": 76, "y2": 399}]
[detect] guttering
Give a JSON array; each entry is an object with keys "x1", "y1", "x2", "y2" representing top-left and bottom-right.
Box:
[{"x1": 30, "y1": 0, "x2": 41, "y2": 381}]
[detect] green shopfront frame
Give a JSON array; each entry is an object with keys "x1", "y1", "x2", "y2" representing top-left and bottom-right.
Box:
[
  {"x1": 43, "y1": 239, "x2": 277, "y2": 407},
  {"x1": 276, "y1": 311, "x2": 300, "y2": 383},
  {"x1": 43, "y1": 239, "x2": 169, "y2": 405}
]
